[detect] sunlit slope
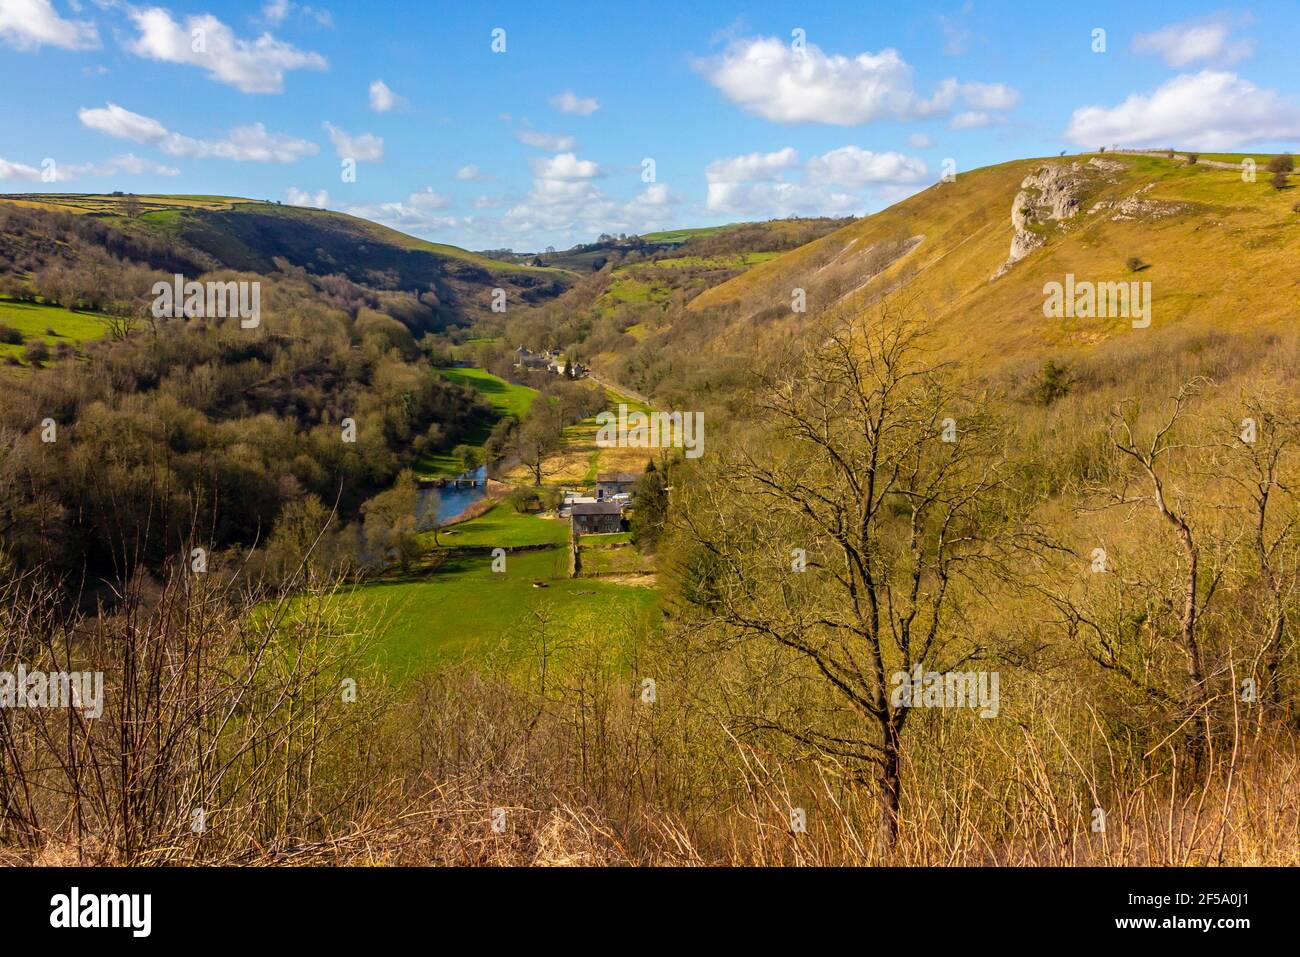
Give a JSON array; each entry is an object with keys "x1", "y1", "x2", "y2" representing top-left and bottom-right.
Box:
[{"x1": 687, "y1": 153, "x2": 1300, "y2": 368}]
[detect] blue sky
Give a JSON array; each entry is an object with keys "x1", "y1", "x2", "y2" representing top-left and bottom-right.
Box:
[{"x1": 2, "y1": 1, "x2": 1298, "y2": 251}]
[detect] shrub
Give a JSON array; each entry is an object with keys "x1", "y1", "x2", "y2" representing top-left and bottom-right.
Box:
[
  {"x1": 22, "y1": 340, "x2": 49, "y2": 365},
  {"x1": 0, "y1": 323, "x2": 22, "y2": 345},
  {"x1": 508, "y1": 487, "x2": 540, "y2": 513},
  {"x1": 1271, "y1": 171, "x2": 1289, "y2": 190},
  {"x1": 1032, "y1": 359, "x2": 1072, "y2": 406},
  {"x1": 1187, "y1": 153, "x2": 1199, "y2": 164},
  {"x1": 1266, "y1": 154, "x2": 1295, "y2": 174},
  {"x1": 1126, "y1": 257, "x2": 1145, "y2": 272}
]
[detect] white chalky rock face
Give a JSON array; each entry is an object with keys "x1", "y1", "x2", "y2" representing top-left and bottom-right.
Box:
[
  {"x1": 993, "y1": 164, "x2": 1085, "y2": 280},
  {"x1": 990, "y1": 160, "x2": 1128, "y2": 281}
]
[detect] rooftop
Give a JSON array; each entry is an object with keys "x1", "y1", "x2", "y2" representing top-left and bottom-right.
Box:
[{"x1": 571, "y1": 502, "x2": 624, "y2": 516}]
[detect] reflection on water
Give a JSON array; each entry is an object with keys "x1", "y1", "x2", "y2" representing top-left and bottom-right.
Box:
[{"x1": 416, "y1": 465, "x2": 488, "y2": 527}]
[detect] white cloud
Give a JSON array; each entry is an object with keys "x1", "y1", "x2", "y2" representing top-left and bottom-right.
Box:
[
  {"x1": 0, "y1": 0, "x2": 98, "y2": 51},
  {"x1": 699, "y1": 35, "x2": 1018, "y2": 126},
  {"x1": 323, "y1": 122, "x2": 383, "y2": 161},
  {"x1": 285, "y1": 186, "x2": 329, "y2": 207},
  {"x1": 1064, "y1": 70, "x2": 1300, "y2": 150},
  {"x1": 530, "y1": 152, "x2": 600, "y2": 181},
  {"x1": 341, "y1": 191, "x2": 460, "y2": 234},
  {"x1": 1133, "y1": 16, "x2": 1252, "y2": 67},
  {"x1": 516, "y1": 129, "x2": 576, "y2": 151},
  {"x1": 126, "y1": 7, "x2": 326, "y2": 94},
  {"x1": 949, "y1": 111, "x2": 999, "y2": 130},
  {"x1": 262, "y1": 0, "x2": 291, "y2": 24},
  {"x1": 369, "y1": 78, "x2": 405, "y2": 112},
  {"x1": 0, "y1": 152, "x2": 179, "y2": 182},
  {"x1": 79, "y1": 102, "x2": 319, "y2": 162},
  {"x1": 261, "y1": 1, "x2": 332, "y2": 28},
  {"x1": 958, "y1": 81, "x2": 1020, "y2": 111},
  {"x1": 62, "y1": 153, "x2": 180, "y2": 178},
  {"x1": 456, "y1": 164, "x2": 489, "y2": 181},
  {"x1": 79, "y1": 103, "x2": 169, "y2": 143},
  {"x1": 701, "y1": 37, "x2": 925, "y2": 125},
  {"x1": 906, "y1": 132, "x2": 934, "y2": 149},
  {"x1": 705, "y1": 147, "x2": 800, "y2": 183},
  {"x1": 805, "y1": 146, "x2": 928, "y2": 187},
  {"x1": 491, "y1": 151, "x2": 681, "y2": 245},
  {"x1": 407, "y1": 186, "x2": 451, "y2": 210},
  {"x1": 706, "y1": 180, "x2": 860, "y2": 217},
  {"x1": 472, "y1": 195, "x2": 507, "y2": 209},
  {"x1": 0, "y1": 158, "x2": 42, "y2": 180},
  {"x1": 550, "y1": 90, "x2": 599, "y2": 115},
  {"x1": 705, "y1": 145, "x2": 927, "y2": 217}
]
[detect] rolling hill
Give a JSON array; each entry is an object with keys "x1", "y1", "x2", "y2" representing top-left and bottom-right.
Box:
[{"x1": 0, "y1": 193, "x2": 573, "y2": 325}]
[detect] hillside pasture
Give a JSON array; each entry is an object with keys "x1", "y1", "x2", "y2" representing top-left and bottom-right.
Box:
[{"x1": 0, "y1": 298, "x2": 110, "y2": 363}]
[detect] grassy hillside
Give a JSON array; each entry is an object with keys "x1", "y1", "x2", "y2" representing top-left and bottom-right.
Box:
[
  {"x1": 0, "y1": 298, "x2": 110, "y2": 364},
  {"x1": 683, "y1": 152, "x2": 1300, "y2": 370},
  {"x1": 1, "y1": 193, "x2": 572, "y2": 324}
]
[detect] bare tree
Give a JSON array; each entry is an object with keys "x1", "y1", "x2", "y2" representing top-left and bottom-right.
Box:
[
  {"x1": 674, "y1": 303, "x2": 1014, "y2": 845},
  {"x1": 1110, "y1": 383, "x2": 1211, "y2": 748},
  {"x1": 1220, "y1": 391, "x2": 1300, "y2": 708}
]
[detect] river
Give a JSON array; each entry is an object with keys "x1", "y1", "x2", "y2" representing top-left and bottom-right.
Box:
[{"x1": 415, "y1": 465, "x2": 488, "y2": 527}]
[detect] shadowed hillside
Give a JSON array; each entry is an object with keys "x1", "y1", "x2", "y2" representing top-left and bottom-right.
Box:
[{"x1": 1, "y1": 193, "x2": 573, "y2": 325}]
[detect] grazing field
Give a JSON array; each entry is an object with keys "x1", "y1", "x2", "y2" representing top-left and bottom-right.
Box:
[
  {"x1": 0, "y1": 193, "x2": 249, "y2": 219},
  {"x1": 437, "y1": 366, "x2": 537, "y2": 419},
  {"x1": 332, "y1": 546, "x2": 657, "y2": 673},
  {"x1": 640, "y1": 224, "x2": 739, "y2": 244},
  {"x1": 433, "y1": 502, "x2": 570, "y2": 548},
  {"x1": 579, "y1": 541, "x2": 649, "y2": 576},
  {"x1": 0, "y1": 299, "x2": 111, "y2": 362}
]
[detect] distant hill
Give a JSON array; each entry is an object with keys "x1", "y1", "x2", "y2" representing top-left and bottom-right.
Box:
[
  {"x1": 0, "y1": 193, "x2": 573, "y2": 324},
  {"x1": 479, "y1": 216, "x2": 853, "y2": 273}
]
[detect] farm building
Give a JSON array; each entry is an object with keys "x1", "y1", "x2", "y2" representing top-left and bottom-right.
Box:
[
  {"x1": 570, "y1": 501, "x2": 624, "y2": 534},
  {"x1": 513, "y1": 346, "x2": 549, "y2": 370},
  {"x1": 596, "y1": 472, "x2": 639, "y2": 500}
]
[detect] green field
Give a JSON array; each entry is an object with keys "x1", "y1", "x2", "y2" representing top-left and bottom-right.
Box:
[
  {"x1": 438, "y1": 366, "x2": 536, "y2": 418},
  {"x1": 433, "y1": 502, "x2": 570, "y2": 548},
  {"x1": 640, "y1": 224, "x2": 741, "y2": 243},
  {"x1": 579, "y1": 545, "x2": 646, "y2": 575},
  {"x1": 332, "y1": 546, "x2": 656, "y2": 673},
  {"x1": 600, "y1": 274, "x2": 671, "y2": 313},
  {"x1": 0, "y1": 299, "x2": 111, "y2": 363}
]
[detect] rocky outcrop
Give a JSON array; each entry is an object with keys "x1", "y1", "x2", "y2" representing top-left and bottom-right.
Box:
[
  {"x1": 992, "y1": 160, "x2": 1125, "y2": 280},
  {"x1": 1090, "y1": 183, "x2": 1188, "y2": 222}
]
